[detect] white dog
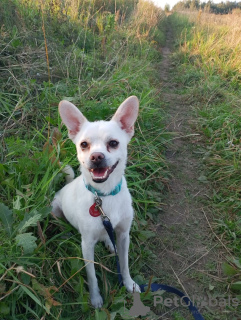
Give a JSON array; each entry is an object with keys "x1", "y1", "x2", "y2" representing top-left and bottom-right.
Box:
[{"x1": 51, "y1": 96, "x2": 141, "y2": 308}]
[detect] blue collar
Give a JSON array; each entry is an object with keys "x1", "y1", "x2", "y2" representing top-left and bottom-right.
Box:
[{"x1": 84, "y1": 178, "x2": 123, "y2": 196}]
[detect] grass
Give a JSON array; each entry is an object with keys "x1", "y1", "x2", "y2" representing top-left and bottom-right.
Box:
[
  {"x1": 0, "y1": 0, "x2": 171, "y2": 319},
  {"x1": 170, "y1": 10, "x2": 241, "y2": 298},
  {"x1": 2, "y1": 2, "x2": 241, "y2": 319}
]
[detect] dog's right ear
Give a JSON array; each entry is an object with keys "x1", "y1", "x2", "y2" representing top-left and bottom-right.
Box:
[{"x1": 59, "y1": 100, "x2": 87, "y2": 141}]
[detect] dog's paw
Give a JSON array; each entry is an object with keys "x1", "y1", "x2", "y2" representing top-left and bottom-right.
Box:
[
  {"x1": 91, "y1": 293, "x2": 103, "y2": 309},
  {"x1": 124, "y1": 278, "x2": 141, "y2": 293}
]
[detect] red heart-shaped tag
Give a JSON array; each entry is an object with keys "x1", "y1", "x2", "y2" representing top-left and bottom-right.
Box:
[{"x1": 89, "y1": 203, "x2": 101, "y2": 217}]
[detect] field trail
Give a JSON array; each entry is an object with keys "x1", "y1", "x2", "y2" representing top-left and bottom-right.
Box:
[{"x1": 146, "y1": 22, "x2": 227, "y2": 318}]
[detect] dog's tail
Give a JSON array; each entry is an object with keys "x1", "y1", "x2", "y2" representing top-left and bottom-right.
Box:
[{"x1": 61, "y1": 164, "x2": 75, "y2": 184}]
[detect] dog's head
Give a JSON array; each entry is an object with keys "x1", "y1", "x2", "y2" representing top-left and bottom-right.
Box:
[{"x1": 59, "y1": 96, "x2": 139, "y2": 187}]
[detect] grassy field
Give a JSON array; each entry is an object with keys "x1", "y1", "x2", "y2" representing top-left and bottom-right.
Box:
[
  {"x1": 0, "y1": 0, "x2": 171, "y2": 319},
  {"x1": 170, "y1": 9, "x2": 241, "y2": 294},
  {"x1": 1, "y1": 1, "x2": 241, "y2": 318}
]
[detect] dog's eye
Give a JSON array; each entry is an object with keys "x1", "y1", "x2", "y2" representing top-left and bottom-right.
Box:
[
  {"x1": 108, "y1": 140, "x2": 119, "y2": 148},
  {"x1": 80, "y1": 141, "x2": 88, "y2": 149}
]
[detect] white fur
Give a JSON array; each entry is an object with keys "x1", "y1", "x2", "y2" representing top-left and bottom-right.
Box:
[{"x1": 52, "y1": 96, "x2": 140, "y2": 308}]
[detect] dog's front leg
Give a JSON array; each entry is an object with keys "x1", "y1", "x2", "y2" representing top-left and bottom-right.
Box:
[
  {"x1": 116, "y1": 228, "x2": 140, "y2": 293},
  {"x1": 81, "y1": 238, "x2": 103, "y2": 308}
]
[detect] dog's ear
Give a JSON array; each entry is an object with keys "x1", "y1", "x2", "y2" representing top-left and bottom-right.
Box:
[
  {"x1": 112, "y1": 96, "x2": 139, "y2": 138},
  {"x1": 59, "y1": 100, "x2": 87, "y2": 141}
]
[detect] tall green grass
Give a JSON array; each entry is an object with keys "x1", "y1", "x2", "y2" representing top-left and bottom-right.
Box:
[
  {"x1": 0, "y1": 0, "x2": 169, "y2": 318},
  {"x1": 170, "y1": 11, "x2": 241, "y2": 290}
]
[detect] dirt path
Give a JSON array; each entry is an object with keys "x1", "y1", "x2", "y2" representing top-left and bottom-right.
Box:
[{"x1": 145, "y1": 22, "x2": 228, "y2": 319}]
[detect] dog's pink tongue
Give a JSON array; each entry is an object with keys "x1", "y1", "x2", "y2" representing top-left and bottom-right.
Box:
[{"x1": 93, "y1": 167, "x2": 108, "y2": 178}]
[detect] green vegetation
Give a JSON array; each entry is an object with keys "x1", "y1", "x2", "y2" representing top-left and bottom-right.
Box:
[
  {"x1": 1, "y1": 0, "x2": 241, "y2": 318},
  {"x1": 0, "y1": 0, "x2": 169, "y2": 318},
  {"x1": 173, "y1": 0, "x2": 241, "y2": 14},
  {"x1": 170, "y1": 9, "x2": 241, "y2": 296}
]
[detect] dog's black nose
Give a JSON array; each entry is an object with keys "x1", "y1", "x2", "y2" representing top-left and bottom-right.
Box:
[{"x1": 90, "y1": 152, "x2": 105, "y2": 164}]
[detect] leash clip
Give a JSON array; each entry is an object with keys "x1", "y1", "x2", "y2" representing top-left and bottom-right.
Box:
[{"x1": 94, "y1": 192, "x2": 110, "y2": 221}]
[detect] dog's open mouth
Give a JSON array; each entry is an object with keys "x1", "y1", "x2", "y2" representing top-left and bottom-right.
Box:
[{"x1": 89, "y1": 161, "x2": 119, "y2": 183}]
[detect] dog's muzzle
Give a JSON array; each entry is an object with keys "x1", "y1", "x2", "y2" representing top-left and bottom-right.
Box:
[{"x1": 88, "y1": 153, "x2": 119, "y2": 183}]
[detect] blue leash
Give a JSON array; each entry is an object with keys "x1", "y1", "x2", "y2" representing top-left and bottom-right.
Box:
[
  {"x1": 102, "y1": 219, "x2": 205, "y2": 320},
  {"x1": 140, "y1": 283, "x2": 205, "y2": 320},
  {"x1": 102, "y1": 219, "x2": 123, "y2": 286}
]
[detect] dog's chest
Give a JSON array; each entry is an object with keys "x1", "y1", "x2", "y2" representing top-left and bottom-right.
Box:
[{"x1": 62, "y1": 185, "x2": 133, "y2": 235}]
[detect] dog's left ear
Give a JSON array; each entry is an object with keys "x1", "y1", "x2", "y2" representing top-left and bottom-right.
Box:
[{"x1": 112, "y1": 96, "x2": 139, "y2": 139}]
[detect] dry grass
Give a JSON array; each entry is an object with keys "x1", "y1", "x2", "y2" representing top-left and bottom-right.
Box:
[
  {"x1": 132, "y1": 0, "x2": 165, "y2": 38},
  {"x1": 179, "y1": 11, "x2": 241, "y2": 83}
]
